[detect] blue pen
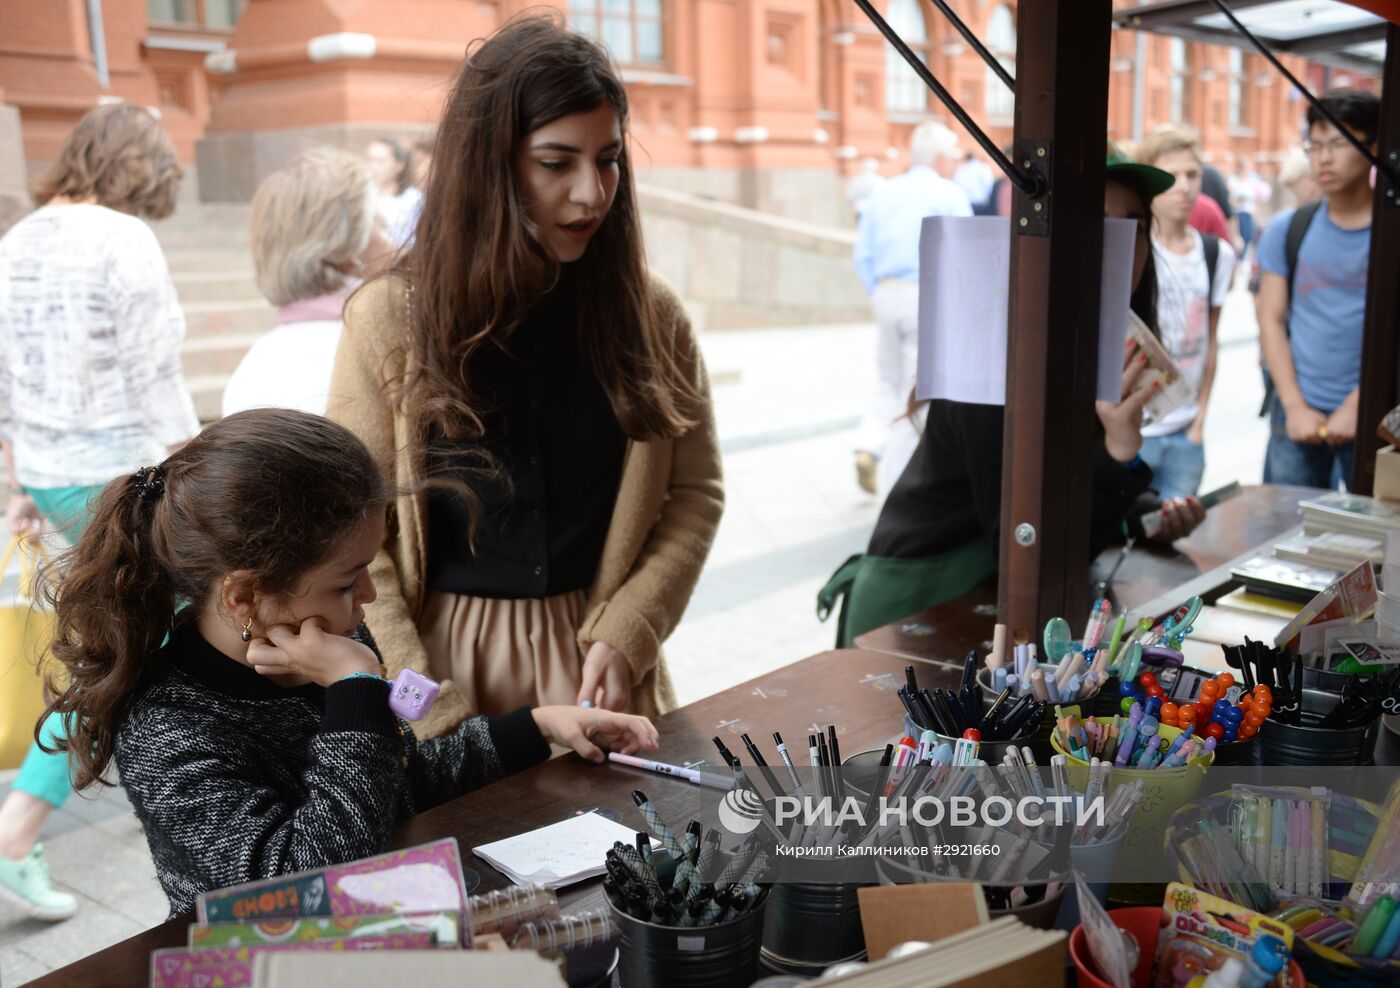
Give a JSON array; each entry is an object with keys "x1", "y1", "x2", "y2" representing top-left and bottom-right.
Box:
[
  {"x1": 993, "y1": 666, "x2": 1007, "y2": 692},
  {"x1": 916, "y1": 729, "x2": 938, "y2": 764},
  {"x1": 1044, "y1": 668, "x2": 1061, "y2": 704},
  {"x1": 1133, "y1": 717, "x2": 1160, "y2": 768},
  {"x1": 1114, "y1": 703, "x2": 1144, "y2": 767},
  {"x1": 930, "y1": 742, "x2": 954, "y2": 766},
  {"x1": 1161, "y1": 724, "x2": 1195, "y2": 764}
]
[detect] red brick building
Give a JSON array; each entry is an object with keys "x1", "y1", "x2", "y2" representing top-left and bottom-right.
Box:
[{"x1": 0, "y1": 1, "x2": 1381, "y2": 224}]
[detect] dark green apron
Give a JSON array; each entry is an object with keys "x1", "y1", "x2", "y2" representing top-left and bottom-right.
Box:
[{"x1": 817, "y1": 540, "x2": 997, "y2": 648}]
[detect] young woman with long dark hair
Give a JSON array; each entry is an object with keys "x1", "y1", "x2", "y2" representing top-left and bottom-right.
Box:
[{"x1": 329, "y1": 15, "x2": 722, "y2": 738}]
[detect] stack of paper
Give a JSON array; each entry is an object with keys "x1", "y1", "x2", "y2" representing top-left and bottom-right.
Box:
[
  {"x1": 1274, "y1": 531, "x2": 1386, "y2": 571},
  {"x1": 473, "y1": 811, "x2": 649, "y2": 889},
  {"x1": 1300, "y1": 492, "x2": 1400, "y2": 540}
]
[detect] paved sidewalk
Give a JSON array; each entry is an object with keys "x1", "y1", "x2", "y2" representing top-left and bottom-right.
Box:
[{"x1": 0, "y1": 283, "x2": 1274, "y2": 982}]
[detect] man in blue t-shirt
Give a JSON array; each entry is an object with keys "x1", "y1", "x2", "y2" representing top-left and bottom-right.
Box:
[{"x1": 1256, "y1": 90, "x2": 1378, "y2": 489}]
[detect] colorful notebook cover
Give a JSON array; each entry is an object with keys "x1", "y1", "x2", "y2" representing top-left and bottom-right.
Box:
[
  {"x1": 188, "y1": 911, "x2": 459, "y2": 948},
  {"x1": 150, "y1": 933, "x2": 434, "y2": 988},
  {"x1": 194, "y1": 839, "x2": 471, "y2": 943}
]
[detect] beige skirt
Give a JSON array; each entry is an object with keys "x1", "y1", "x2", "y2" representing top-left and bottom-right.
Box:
[{"x1": 417, "y1": 589, "x2": 587, "y2": 718}]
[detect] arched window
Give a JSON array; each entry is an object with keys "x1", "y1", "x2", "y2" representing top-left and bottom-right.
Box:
[
  {"x1": 885, "y1": 0, "x2": 929, "y2": 116},
  {"x1": 570, "y1": 0, "x2": 665, "y2": 67},
  {"x1": 985, "y1": 5, "x2": 1016, "y2": 120},
  {"x1": 1170, "y1": 38, "x2": 1191, "y2": 124},
  {"x1": 1228, "y1": 47, "x2": 1248, "y2": 127}
]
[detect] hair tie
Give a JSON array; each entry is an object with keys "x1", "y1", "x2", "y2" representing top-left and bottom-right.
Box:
[{"x1": 133, "y1": 466, "x2": 166, "y2": 501}]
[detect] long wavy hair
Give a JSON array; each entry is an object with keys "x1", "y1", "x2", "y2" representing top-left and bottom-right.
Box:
[
  {"x1": 386, "y1": 13, "x2": 700, "y2": 450},
  {"x1": 38, "y1": 410, "x2": 392, "y2": 790}
]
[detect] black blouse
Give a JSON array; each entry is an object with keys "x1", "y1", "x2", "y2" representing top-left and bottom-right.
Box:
[
  {"x1": 425, "y1": 273, "x2": 627, "y2": 599},
  {"x1": 868, "y1": 400, "x2": 1158, "y2": 561}
]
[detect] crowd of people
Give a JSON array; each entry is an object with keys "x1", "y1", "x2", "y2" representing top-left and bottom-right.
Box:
[
  {"x1": 845, "y1": 90, "x2": 1379, "y2": 505},
  {"x1": 0, "y1": 8, "x2": 1385, "y2": 937}
]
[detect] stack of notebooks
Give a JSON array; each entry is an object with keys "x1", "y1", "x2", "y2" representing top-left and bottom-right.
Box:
[
  {"x1": 1227, "y1": 492, "x2": 1399, "y2": 607},
  {"x1": 149, "y1": 839, "x2": 606, "y2": 988}
]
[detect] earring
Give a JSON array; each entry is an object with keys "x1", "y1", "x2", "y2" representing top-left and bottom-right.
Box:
[{"x1": 241, "y1": 619, "x2": 253, "y2": 642}]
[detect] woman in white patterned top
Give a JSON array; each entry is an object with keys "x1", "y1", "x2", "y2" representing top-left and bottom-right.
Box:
[{"x1": 0, "y1": 102, "x2": 199, "y2": 922}]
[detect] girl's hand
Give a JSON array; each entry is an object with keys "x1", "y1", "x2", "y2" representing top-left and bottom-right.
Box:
[
  {"x1": 578, "y1": 640, "x2": 634, "y2": 711},
  {"x1": 247, "y1": 616, "x2": 380, "y2": 688},
  {"x1": 5, "y1": 493, "x2": 41, "y2": 539},
  {"x1": 531, "y1": 706, "x2": 660, "y2": 764}
]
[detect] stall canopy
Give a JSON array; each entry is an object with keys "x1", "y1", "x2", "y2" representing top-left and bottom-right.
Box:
[{"x1": 1113, "y1": 0, "x2": 1389, "y2": 76}]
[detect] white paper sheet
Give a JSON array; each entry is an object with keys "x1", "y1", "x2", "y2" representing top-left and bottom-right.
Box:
[
  {"x1": 915, "y1": 216, "x2": 1138, "y2": 406},
  {"x1": 473, "y1": 811, "x2": 649, "y2": 890}
]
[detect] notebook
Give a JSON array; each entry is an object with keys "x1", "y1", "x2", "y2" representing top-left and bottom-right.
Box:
[
  {"x1": 253, "y1": 950, "x2": 566, "y2": 987},
  {"x1": 473, "y1": 811, "x2": 650, "y2": 889},
  {"x1": 818, "y1": 915, "x2": 1065, "y2": 987}
]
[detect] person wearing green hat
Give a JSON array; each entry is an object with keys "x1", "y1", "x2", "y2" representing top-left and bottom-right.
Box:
[{"x1": 819, "y1": 143, "x2": 1205, "y2": 647}]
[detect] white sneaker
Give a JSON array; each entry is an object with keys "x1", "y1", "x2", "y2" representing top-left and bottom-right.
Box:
[{"x1": 0, "y1": 844, "x2": 78, "y2": 921}]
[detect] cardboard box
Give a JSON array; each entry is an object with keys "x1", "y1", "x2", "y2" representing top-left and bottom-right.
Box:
[{"x1": 1377, "y1": 445, "x2": 1400, "y2": 503}]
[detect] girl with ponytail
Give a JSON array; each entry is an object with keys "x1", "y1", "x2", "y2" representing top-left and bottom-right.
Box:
[{"x1": 41, "y1": 408, "x2": 657, "y2": 916}]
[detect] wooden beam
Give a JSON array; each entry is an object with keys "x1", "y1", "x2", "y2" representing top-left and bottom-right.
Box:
[
  {"x1": 997, "y1": 0, "x2": 1113, "y2": 636},
  {"x1": 1352, "y1": 22, "x2": 1400, "y2": 495}
]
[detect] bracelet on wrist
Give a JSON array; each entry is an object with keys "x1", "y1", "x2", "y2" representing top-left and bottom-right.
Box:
[{"x1": 336, "y1": 668, "x2": 441, "y2": 721}]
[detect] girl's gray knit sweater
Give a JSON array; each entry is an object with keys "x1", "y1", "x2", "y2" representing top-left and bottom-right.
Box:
[{"x1": 113, "y1": 622, "x2": 549, "y2": 917}]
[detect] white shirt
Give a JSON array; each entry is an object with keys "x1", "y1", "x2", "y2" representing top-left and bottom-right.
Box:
[
  {"x1": 1144, "y1": 228, "x2": 1237, "y2": 436},
  {"x1": 221, "y1": 318, "x2": 341, "y2": 419},
  {"x1": 0, "y1": 205, "x2": 200, "y2": 488},
  {"x1": 378, "y1": 187, "x2": 423, "y2": 248}
]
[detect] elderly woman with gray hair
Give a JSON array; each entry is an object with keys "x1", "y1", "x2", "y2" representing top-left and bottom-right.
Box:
[{"x1": 221, "y1": 147, "x2": 391, "y2": 417}]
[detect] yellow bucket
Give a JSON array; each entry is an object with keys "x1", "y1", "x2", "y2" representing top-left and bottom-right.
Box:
[{"x1": 1051, "y1": 722, "x2": 1213, "y2": 904}]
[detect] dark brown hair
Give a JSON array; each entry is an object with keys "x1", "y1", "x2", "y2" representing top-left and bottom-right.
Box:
[
  {"x1": 36, "y1": 103, "x2": 181, "y2": 219},
  {"x1": 39, "y1": 409, "x2": 393, "y2": 789},
  {"x1": 387, "y1": 13, "x2": 700, "y2": 448}
]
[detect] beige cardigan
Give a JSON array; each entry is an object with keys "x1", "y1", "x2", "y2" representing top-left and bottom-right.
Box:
[{"x1": 326, "y1": 275, "x2": 724, "y2": 739}]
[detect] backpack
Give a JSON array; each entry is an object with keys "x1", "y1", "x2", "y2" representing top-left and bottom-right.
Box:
[{"x1": 1258, "y1": 200, "x2": 1323, "y2": 416}]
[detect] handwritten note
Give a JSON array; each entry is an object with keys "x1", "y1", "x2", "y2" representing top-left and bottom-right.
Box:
[{"x1": 473, "y1": 811, "x2": 647, "y2": 889}]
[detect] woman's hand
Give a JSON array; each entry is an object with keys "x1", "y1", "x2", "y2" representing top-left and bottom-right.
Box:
[
  {"x1": 1096, "y1": 345, "x2": 1156, "y2": 463},
  {"x1": 578, "y1": 640, "x2": 634, "y2": 711},
  {"x1": 531, "y1": 706, "x2": 660, "y2": 764},
  {"x1": 4, "y1": 493, "x2": 41, "y2": 539},
  {"x1": 1148, "y1": 496, "x2": 1207, "y2": 544},
  {"x1": 247, "y1": 616, "x2": 380, "y2": 687}
]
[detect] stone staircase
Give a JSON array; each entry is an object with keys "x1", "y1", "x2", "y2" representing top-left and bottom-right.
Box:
[{"x1": 152, "y1": 203, "x2": 272, "y2": 421}]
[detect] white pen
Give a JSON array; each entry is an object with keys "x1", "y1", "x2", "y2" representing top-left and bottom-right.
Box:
[
  {"x1": 772, "y1": 732, "x2": 804, "y2": 791},
  {"x1": 607, "y1": 752, "x2": 733, "y2": 790}
]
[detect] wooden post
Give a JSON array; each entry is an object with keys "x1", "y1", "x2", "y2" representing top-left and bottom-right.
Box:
[
  {"x1": 997, "y1": 0, "x2": 1113, "y2": 636},
  {"x1": 1352, "y1": 22, "x2": 1400, "y2": 495}
]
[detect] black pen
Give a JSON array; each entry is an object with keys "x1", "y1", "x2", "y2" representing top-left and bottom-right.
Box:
[
  {"x1": 826, "y1": 724, "x2": 842, "y2": 769},
  {"x1": 905, "y1": 664, "x2": 920, "y2": 694},
  {"x1": 740, "y1": 732, "x2": 787, "y2": 798},
  {"x1": 712, "y1": 735, "x2": 739, "y2": 769}
]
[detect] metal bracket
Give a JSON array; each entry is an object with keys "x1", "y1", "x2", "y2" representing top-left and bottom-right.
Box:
[
  {"x1": 1386, "y1": 149, "x2": 1399, "y2": 209},
  {"x1": 1014, "y1": 139, "x2": 1051, "y2": 236}
]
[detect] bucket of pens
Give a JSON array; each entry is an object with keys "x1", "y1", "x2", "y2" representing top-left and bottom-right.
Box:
[
  {"x1": 1051, "y1": 708, "x2": 1214, "y2": 905},
  {"x1": 979, "y1": 632, "x2": 1108, "y2": 757},
  {"x1": 605, "y1": 792, "x2": 771, "y2": 988},
  {"x1": 897, "y1": 658, "x2": 1043, "y2": 765},
  {"x1": 1224, "y1": 637, "x2": 1392, "y2": 766}
]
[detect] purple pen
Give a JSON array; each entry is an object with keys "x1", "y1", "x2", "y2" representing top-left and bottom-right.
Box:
[{"x1": 1114, "y1": 703, "x2": 1144, "y2": 767}]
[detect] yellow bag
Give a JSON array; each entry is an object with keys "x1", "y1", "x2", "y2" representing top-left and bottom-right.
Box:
[{"x1": 0, "y1": 537, "x2": 57, "y2": 770}]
